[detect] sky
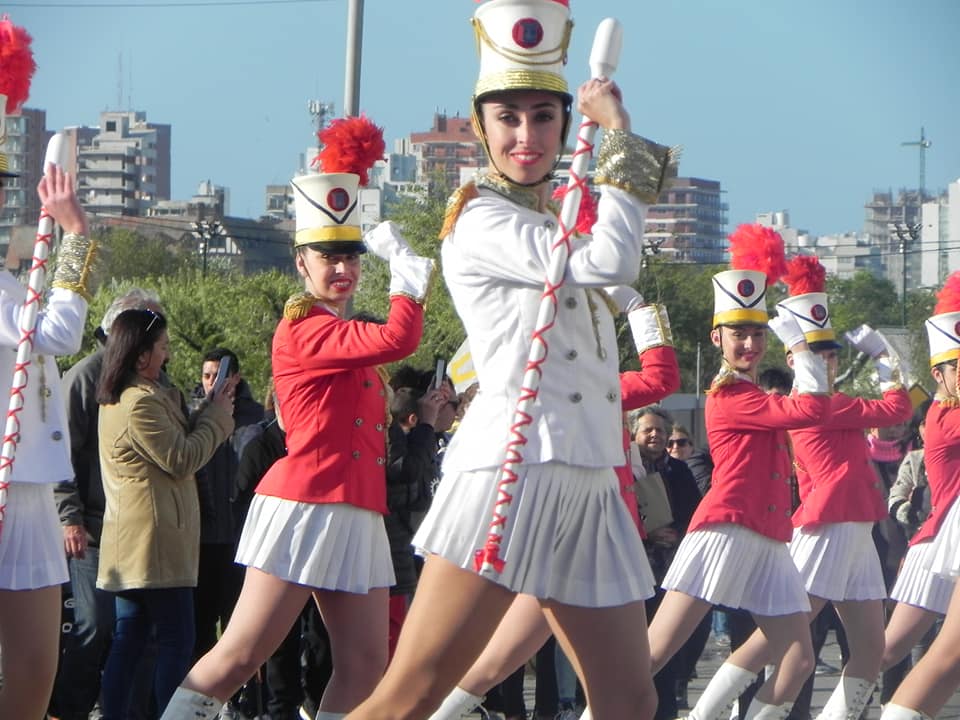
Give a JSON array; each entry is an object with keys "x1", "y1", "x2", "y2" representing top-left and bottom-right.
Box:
[{"x1": 11, "y1": 0, "x2": 960, "y2": 237}]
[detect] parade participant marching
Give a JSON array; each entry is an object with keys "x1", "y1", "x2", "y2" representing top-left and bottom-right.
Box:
[
  {"x1": 718, "y1": 255, "x2": 912, "y2": 720},
  {"x1": 879, "y1": 272, "x2": 960, "y2": 720},
  {"x1": 161, "y1": 116, "x2": 434, "y2": 720},
  {"x1": 0, "y1": 16, "x2": 100, "y2": 718},
  {"x1": 348, "y1": 2, "x2": 676, "y2": 718},
  {"x1": 646, "y1": 225, "x2": 831, "y2": 720},
  {"x1": 428, "y1": 282, "x2": 681, "y2": 720}
]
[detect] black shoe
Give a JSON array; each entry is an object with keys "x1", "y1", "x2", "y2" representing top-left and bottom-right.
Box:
[{"x1": 675, "y1": 679, "x2": 689, "y2": 710}]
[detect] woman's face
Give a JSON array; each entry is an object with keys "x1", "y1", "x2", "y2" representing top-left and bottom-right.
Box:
[
  {"x1": 138, "y1": 330, "x2": 170, "y2": 382},
  {"x1": 481, "y1": 91, "x2": 564, "y2": 186},
  {"x1": 712, "y1": 324, "x2": 767, "y2": 375},
  {"x1": 667, "y1": 431, "x2": 693, "y2": 461},
  {"x1": 296, "y1": 247, "x2": 362, "y2": 313}
]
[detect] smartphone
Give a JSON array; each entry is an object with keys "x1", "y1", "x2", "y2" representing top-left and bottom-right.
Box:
[
  {"x1": 433, "y1": 358, "x2": 446, "y2": 390},
  {"x1": 211, "y1": 356, "x2": 231, "y2": 397}
]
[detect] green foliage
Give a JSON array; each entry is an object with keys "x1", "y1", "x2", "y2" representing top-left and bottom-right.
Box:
[{"x1": 95, "y1": 226, "x2": 193, "y2": 280}]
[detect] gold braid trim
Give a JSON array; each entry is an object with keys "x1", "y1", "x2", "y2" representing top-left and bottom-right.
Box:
[
  {"x1": 705, "y1": 360, "x2": 740, "y2": 395},
  {"x1": 51, "y1": 234, "x2": 100, "y2": 301},
  {"x1": 594, "y1": 130, "x2": 682, "y2": 205},
  {"x1": 591, "y1": 288, "x2": 619, "y2": 318},
  {"x1": 283, "y1": 292, "x2": 318, "y2": 321},
  {"x1": 439, "y1": 182, "x2": 480, "y2": 240},
  {"x1": 935, "y1": 392, "x2": 960, "y2": 409}
]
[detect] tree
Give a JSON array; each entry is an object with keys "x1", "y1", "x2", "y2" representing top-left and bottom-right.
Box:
[{"x1": 93, "y1": 226, "x2": 193, "y2": 281}]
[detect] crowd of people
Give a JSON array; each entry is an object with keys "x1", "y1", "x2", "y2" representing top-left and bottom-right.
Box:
[{"x1": 3, "y1": 3, "x2": 960, "y2": 720}]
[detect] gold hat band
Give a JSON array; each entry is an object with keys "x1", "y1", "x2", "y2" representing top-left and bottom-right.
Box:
[
  {"x1": 713, "y1": 308, "x2": 769, "y2": 328},
  {"x1": 295, "y1": 226, "x2": 362, "y2": 247},
  {"x1": 930, "y1": 348, "x2": 960, "y2": 368},
  {"x1": 804, "y1": 329, "x2": 836, "y2": 342},
  {"x1": 475, "y1": 69, "x2": 569, "y2": 99}
]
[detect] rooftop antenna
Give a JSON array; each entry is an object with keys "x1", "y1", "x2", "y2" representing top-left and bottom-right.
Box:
[
  {"x1": 116, "y1": 52, "x2": 122, "y2": 110},
  {"x1": 901, "y1": 126, "x2": 932, "y2": 201}
]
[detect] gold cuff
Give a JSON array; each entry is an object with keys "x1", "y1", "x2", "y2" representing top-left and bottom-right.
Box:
[
  {"x1": 51, "y1": 233, "x2": 100, "y2": 301},
  {"x1": 594, "y1": 130, "x2": 680, "y2": 204}
]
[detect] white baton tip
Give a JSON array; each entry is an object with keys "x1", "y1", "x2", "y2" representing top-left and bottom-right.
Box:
[
  {"x1": 44, "y1": 133, "x2": 67, "y2": 169},
  {"x1": 589, "y1": 18, "x2": 623, "y2": 79}
]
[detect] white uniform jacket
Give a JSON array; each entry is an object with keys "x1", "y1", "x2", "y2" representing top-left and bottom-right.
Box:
[
  {"x1": 0, "y1": 271, "x2": 85, "y2": 485},
  {"x1": 441, "y1": 184, "x2": 648, "y2": 473}
]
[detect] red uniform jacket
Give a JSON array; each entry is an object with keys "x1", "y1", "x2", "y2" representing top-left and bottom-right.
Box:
[
  {"x1": 791, "y1": 389, "x2": 912, "y2": 528},
  {"x1": 688, "y1": 379, "x2": 829, "y2": 542},
  {"x1": 911, "y1": 400, "x2": 960, "y2": 546},
  {"x1": 616, "y1": 345, "x2": 681, "y2": 533},
  {"x1": 257, "y1": 297, "x2": 423, "y2": 512}
]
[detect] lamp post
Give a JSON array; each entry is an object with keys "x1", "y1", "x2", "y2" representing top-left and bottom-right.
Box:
[
  {"x1": 892, "y1": 222, "x2": 921, "y2": 326},
  {"x1": 191, "y1": 219, "x2": 224, "y2": 278}
]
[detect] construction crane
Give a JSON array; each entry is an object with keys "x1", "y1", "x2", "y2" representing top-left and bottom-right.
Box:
[{"x1": 902, "y1": 127, "x2": 932, "y2": 201}]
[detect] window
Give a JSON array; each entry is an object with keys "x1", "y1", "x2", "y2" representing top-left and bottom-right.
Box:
[{"x1": 105, "y1": 120, "x2": 117, "y2": 132}]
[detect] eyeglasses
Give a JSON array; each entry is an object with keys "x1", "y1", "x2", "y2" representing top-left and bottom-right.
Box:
[{"x1": 667, "y1": 438, "x2": 690, "y2": 448}]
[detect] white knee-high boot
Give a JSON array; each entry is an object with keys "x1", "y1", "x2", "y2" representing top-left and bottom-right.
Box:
[
  {"x1": 427, "y1": 686, "x2": 484, "y2": 720},
  {"x1": 880, "y1": 704, "x2": 933, "y2": 720},
  {"x1": 814, "y1": 674, "x2": 875, "y2": 720},
  {"x1": 315, "y1": 713, "x2": 346, "y2": 720},
  {"x1": 689, "y1": 663, "x2": 757, "y2": 720},
  {"x1": 578, "y1": 708, "x2": 592, "y2": 720},
  {"x1": 158, "y1": 687, "x2": 223, "y2": 720},
  {"x1": 743, "y1": 700, "x2": 793, "y2": 720}
]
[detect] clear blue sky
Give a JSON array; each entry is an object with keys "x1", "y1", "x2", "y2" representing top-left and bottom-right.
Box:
[{"x1": 13, "y1": 0, "x2": 959, "y2": 236}]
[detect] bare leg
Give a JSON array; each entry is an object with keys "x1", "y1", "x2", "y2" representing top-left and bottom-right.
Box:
[
  {"x1": 181, "y1": 567, "x2": 314, "y2": 701},
  {"x1": 459, "y1": 593, "x2": 552, "y2": 695},
  {"x1": 647, "y1": 590, "x2": 712, "y2": 674},
  {"x1": 314, "y1": 587, "x2": 389, "y2": 712},
  {"x1": 543, "y1": 599, "x2": 656, "y2": 720},
  {"x1": 832, "y1": 598, "x2": 884, "y2": 679},
  {"x1": 748, "y1": 611, "x2": 815, "y2": 705},
  {"x1": 0, "y1": 586, "x2": 61, "y2": 719},
  {"x1": 881, "y1": 602, "x2": 939, "y2": 671},
  {"x1": 726, "y1": 596, "x2": 827, "y2": 674},
  {"x1": 888, "y1": 581, "x2": 960, "y2": 716},
  {"x1": 347, "y1": 555, "x2": 515, "y2": 720}
]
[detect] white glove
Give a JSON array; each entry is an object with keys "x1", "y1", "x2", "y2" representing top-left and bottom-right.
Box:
[
  {"x1": 845, "y1": 324, "x2": 887, "y2": 358},
  {"x1": 389, "y1": 255, "x2": 435, "y2": 303},
  {"x1": 364, "y1": 220, "x2": 414, "y2": 260},
  {"x1": 769, "y1": 306, "x2": 806, "y2": 349},
  {"x1": 604, "y1": 285, "x2": 645, "y2": 315}
]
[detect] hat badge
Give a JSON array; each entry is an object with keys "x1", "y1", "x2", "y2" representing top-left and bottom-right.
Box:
[
  {"x1": 513, "y1": 18, "x2": 544, "y2": 48},
  {"x1": 327, "y1": 187, "x2": 351, "y2": 212},
  {"x1": 811, "y1": 304, "x2": 827, "y2": 322},
  {"x1": 737, "y1": 278, "x2": 755, "y2": 298}
]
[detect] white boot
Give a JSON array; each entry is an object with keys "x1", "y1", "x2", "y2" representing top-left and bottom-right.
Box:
[
  {"x1": 743, "y1": 700, "x2": 792, "y2": 720},
  {"x1": 880, "y1": 704, "x2": 933, "y2": 720},
  {"x1": 814, "y1": 674, "x2": 875, "y2": 720},
  {"x1": 427, "y1": 686, "x2": 484, "y2": 720},
  {"x1": 315, "y1": 713, "x2": 346, "y2": 720},
  {"x1": 578, "y1": 708, "x2": 592, "y2": 720},
  {"x1": 158, "y1": 687, "x2": 223, "y2": 720},
  {"x1": 689, "y1": 663, "x2": 758, "y2": 720}
]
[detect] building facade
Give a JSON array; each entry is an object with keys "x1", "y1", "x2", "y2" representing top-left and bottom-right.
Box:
[{"x1": 645, "y1": 177, "x2": 727, "y2": 264}]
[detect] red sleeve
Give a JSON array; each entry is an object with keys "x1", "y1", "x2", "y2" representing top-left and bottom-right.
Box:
[
  {"x1": 823, "y1": 389, "x2": 912, "y2": 430},
  {"x1": 932, "y1": 403, "x2": 960, "y2": 442},
  {"x1": 619, "y1": 346, "x2": 681, "y2": 411},
  {"x1": 713, "y1": 382, "x2": 829, "y2": 430},
  {"x1": 287, "y1": 296, "x2": 423, "y2": 372}
]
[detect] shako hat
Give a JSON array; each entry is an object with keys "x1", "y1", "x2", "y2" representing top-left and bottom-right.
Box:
[
  {"x1": 712, "y1": 224, "x2": 787, "y2": 328},
  {"x1": 290, "y1": 114, "x2": 385, "y2": 253},
  {"x1": 926, "y1": 272, "x2": 960, "y2": 368},
  {"x1": 0, "y1": 15, "x2": 36, "y2": 178},
  {"x1": 471, "y1": 0, "x2": 573, "y2": 104},
  {"x1": 778, "y1": 255, "x2": 840, "y2": 350}
]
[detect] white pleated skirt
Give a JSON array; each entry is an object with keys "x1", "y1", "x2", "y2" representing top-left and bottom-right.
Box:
[
  {"x1": 892, "y1": 541, "x2": 955, "y2": 615},
  {"x1": 662, "y1": 523, "x2": 811, "y2": 616},
  {"x1": 923, "y1": 497, "x2": 960, "y2": 578},
  {"x1": 0, "y1": 483, "x2": 68, "y2": 590},
  {"x1": 788, "y1": 522, "x2": 886, "y2": 601},
  {"x1": 236, "y1": 495, "x2": 395, "y2": 593},
  {"x1": 413, "y1": 462, "x2": 654, "y2": 607}
]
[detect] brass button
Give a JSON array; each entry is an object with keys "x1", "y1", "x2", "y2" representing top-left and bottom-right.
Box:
[
  {"x1": 566, "y1": 349, "x2": 578, "y2": 360},
  {"x1": 767, "y1": 504, "x2": 776, "y2": 512},
  {"x1": 51, "y1": 430, "x2": 63, "y2": 441},
  {"x1": 352, "y1": 450, "x2": 360, "y2": 459},
  {"x1": 363, "y1": 380, "x2": 373, "y2": 388},
  {"x1": 544, "y1": 220, "x2": 556, "y2": 230},
  {"x1": 565, "y1": 297, "x2": 578, "y2": 309},
  {"x1": 606, "y1": 391, "x2": 617, "y2": 402},
  {"x1": 354, "y1": 418, "x2": 363, "y2": 426},
  {"x1": 772, "y1": 472, "x2": 780, "y2": 479},
  {"x1": 570, "y1": 392, "x2": 582, "y2": 403},
  {"x1": 377, "y1": 457, "x2": 385, "y2": 466},
  {"x1": 785, "y1": 509, "x2": 792, "y2": 517},
  {"x1": 376, "y1": 423, "x2": 384, "y2": 431}
]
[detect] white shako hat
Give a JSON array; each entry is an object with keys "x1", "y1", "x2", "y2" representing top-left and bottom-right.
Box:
[
  {"x1": 778, "y1": 255, "x2": 840, "y2": 349},
  {"x1": 926, "y1": 272, "x2": 960, "y2": 368},
  {"x1": 471, "y1": 0, "x2": 573, "y2": 103},
  {"x1": 290, "y1": 173, "x2": 362, "y2": 252},
  {"x1": 712, "y1": 224, "x2": 787, "y2": 329}
]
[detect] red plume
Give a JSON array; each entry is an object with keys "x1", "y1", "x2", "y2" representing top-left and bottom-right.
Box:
[
  {"x1": 552, "y1": 186, "x2": 597, "y2": 235},
  {"x1": 783, "y1": 255, "x2": 826, "y2": 296},
  {"x1": 727, "y1": 223, "x2": 787, "y2": 287},
  {"x1": 0, "y1": 16, "x2": 36, "y2": 114},
  {"x1": 313, "y1": 115, "x2": 385, "y2": 187},
  {"x1": 934, "y1": 272, "x2": 960, "y2": 315}
]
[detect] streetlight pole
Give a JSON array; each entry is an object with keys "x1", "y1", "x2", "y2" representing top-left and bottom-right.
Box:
[
  {"x1": 344, "y1": 0, "x2": 364, "y2": 116},
  {"x1": 892, "y1": 223, "x2": 921, "y2": 326}
]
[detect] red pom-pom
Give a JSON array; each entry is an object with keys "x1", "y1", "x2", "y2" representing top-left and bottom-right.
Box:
[
  {"x1": 552, "y1": 185, "x2": 597, "y2": 235},
  {"x1": 728, "y1": 223, "x2": 787, "y2": 287},
  {"x1": 0, "y1": 16, "x2": 36, "y2": 114},
  {"x1": 313, "y1": 115, "x2": 385, "y2": 187},
  {"x1": 934, "y1": 272, "x2": 960, "y2": 315},
  {"x1": 783, "y1": 255, "x2": 826, "y2": 296}
]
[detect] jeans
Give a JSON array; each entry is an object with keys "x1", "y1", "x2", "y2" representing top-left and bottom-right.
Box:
[
  {"x1": 49, "y1": 547, "x2": 116, "y2": 719},
  {"x1": 100, "y1": 587, "x2": 195, "y2": 720}
]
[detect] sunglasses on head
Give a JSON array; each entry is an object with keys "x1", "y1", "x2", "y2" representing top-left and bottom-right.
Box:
[{"x1": 667, "y1": 438, "x2": 690, "y2": 448}]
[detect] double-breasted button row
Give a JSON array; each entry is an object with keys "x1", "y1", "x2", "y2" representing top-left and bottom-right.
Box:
[
  {"x1": 606, "y1": 391, "x2": 617, "y2": 402},
  {"x1": 354, "y1": 418, "x2": 363, "y2": 427},
  {"x1": 570, "y1": 392, "x2": 582, "y2": 403},
  {"x1": 565, "y1": 297, "x2": 578, "y2": 309}
]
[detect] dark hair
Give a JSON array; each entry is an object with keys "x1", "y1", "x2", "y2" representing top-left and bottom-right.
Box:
[
  {"x1": 97, "y1": 309, "x2": 168, "y2": 405},
  {"x1": 390, "y1": 386, "x2": 422, "y2": 424},
  {"x1": 203, "y1": 347, "x2": 240, "y2": 375},
  {"x1": 758, "y1": 367, "x2": 793, "y2": 395}
]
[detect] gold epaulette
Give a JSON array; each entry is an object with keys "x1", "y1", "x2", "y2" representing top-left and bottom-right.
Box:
[
  {"x1": 439, "y1": 182, "x2": 479, "y2": 239},
  {"x1": 705, "y1": 368, "x2": 738, "y2": 395},
  {"x1": 283, "y1": 292, "x2": 317, "y2": 321}
]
